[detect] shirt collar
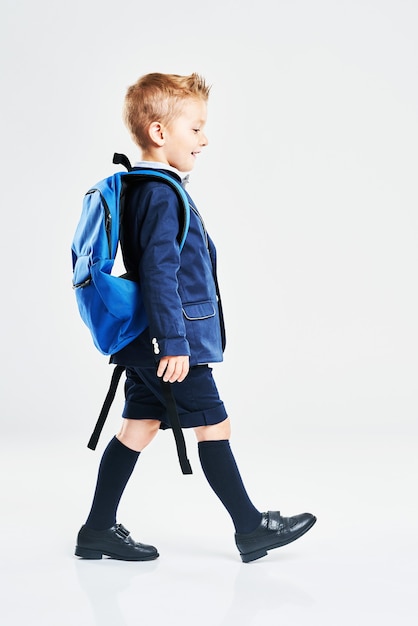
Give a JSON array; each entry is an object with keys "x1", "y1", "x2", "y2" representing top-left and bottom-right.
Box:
[{"x1": 133, "y1": 161, "x2": 190, "y2": 188}]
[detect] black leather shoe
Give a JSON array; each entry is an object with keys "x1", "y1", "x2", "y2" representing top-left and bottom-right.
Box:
[
  {"x1": 235, "y1": 511, "x2": 316, "y2": 563},
  {"x1": 75, "y1": 523, "x2": 159, "y2": 561}
]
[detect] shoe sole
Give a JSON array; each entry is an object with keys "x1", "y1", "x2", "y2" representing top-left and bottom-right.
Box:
[
  {"x1": 239, "y1": 516, "x2": 317, "y2": 563},
  {"x1": 75, "y1": 546, "x2": 159, "y2": 561}
]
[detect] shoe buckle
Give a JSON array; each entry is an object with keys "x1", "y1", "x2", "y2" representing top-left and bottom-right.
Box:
[
  {"x1": 115, "y1": 524, "x2": 130, "y2": 539},
  {"x1": 267, "y1": 511, "x2": 284, "y2": 531}
]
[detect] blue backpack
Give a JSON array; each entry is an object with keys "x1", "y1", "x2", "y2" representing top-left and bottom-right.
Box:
[
  {"x1": 71, "y1": 154, "x2": 193, "y2": 474},
  {"x1": 71, "y1": 153, "x2": 191, "y2": 355}
]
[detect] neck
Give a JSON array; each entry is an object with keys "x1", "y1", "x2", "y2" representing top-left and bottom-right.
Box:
[{"x1": 140, "y1": 147, "x2": 168, "y2": 164}]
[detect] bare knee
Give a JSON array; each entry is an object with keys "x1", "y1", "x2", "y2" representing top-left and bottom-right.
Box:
[
  {"x1": 117, "y1": 419, "x2": 160, "y2": 452},
  {"x1": 194, "y1": 417, "x2": 231, "y2": 442}
]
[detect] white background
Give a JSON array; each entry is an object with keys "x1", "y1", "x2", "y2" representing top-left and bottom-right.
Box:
[{"x1": 1, "y1": 1, "x2": 417, "y2": 624}]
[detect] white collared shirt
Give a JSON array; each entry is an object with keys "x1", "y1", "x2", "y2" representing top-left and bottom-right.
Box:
[{"x1": 134, "y1": 161, "x2": 190, "y2": 188}]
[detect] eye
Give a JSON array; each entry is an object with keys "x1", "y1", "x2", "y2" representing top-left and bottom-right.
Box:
[{"x1": 193, "y1": 128, "x2": 201, "y2": 133}]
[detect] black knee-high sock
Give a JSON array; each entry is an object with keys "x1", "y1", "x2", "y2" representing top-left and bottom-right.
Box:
[
  {"x1": 85, "y1": 436, "x2": 140, "y2": 530},
  {"x1": 198, "y1": 440, "x2": 262, "y2": 534}
]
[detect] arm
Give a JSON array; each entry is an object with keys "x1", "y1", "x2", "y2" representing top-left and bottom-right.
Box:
[
  {"x1": 157, "y1": 355, "x2": 189, "y2": 382},
  {"x1": 137, "y1": 184, "x2": 190, "y2": 380}
]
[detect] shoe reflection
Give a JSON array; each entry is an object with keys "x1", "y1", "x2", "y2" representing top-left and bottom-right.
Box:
[{"x1": 74, "y1": 557, "x2": 159, "y2": 625}]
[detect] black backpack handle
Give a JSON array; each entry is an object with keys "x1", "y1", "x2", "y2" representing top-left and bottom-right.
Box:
[{"x1": 113, "y1": 153, "x2": 132, "y2": 172}]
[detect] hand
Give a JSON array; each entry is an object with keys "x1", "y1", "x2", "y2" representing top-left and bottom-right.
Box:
[{"x1": 157, "y1": 355, "x2": 190, "y2": 383}]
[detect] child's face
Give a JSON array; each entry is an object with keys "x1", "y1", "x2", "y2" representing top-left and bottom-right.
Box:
[{"x1": 162, "y1": 98, "x2": 208, "y2": 172}]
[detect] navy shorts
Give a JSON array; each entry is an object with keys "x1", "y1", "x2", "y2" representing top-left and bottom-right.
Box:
[{"x1": 122, "y1": 365, "x2": 228, "y2": 429}]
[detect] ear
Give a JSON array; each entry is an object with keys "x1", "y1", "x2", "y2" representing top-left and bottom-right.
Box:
[{"x1": 148, "y1": 121, "x2": 165, "y2": 146}]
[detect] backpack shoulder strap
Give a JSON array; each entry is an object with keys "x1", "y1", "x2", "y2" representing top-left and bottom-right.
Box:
[
  {"x1": 160, "y1": 380, "x2": 193, "y2": 474},
  {"x1": 121, "y1": 167, "x2": 191, "y2": 251},
  {"x1": 87, "y1": 364, "x2": 192, "y2": 474},
  {"x1": 87, "y1": 365, "x2": 126, "y2": 450},
  {"x1": 113, "y1": 152, "x2": 190, "y2": 251}
]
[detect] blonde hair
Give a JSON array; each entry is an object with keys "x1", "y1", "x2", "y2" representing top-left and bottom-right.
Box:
[{"x1": 124, "y1": 72, "x2": 211, "y2": 149}]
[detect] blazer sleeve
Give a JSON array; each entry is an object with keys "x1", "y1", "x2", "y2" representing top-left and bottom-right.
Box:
[{"x1": 136, "y1": 183, "x2": 191, "y2": 359}]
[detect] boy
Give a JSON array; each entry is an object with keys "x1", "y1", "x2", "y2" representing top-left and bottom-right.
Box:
[{"x1": 75, "y1": 73, "x2": 316, "y2": 563}]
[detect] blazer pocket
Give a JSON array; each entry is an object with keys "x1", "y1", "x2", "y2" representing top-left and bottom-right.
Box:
[{"x1": 182, "y1": 301, "x2": 216, "y2": 320}]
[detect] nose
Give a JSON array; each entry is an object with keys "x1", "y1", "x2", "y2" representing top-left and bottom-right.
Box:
[{"x1": 200, "y1": 131, "x2": 209, "y2": 147}]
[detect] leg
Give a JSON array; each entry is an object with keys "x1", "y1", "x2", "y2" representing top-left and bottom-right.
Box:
[
  {"x1": 194, "y1": 418, "x2": 263, "y2": 534},
  {"x1": 85, "y1": 419, "x2": 160, "y2": 530},
  {"x1": 194, "y1": 417, "x2": 231, "y2": 442},
  {"x1": 195, "y1": 419, "x2": 317, "y2": 563},
  {"x1": 117, "y1": 417, "x2": 161, "y2": 452},
  {"x1": 75, "y1": 419, "x2": 160, "y2": 561}
]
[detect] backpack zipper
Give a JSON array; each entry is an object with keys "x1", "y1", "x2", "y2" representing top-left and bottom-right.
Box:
[
  {"x1": 87, "y1": 189, "x2": 112, "y2": 257},
  {"x1": 104, "y1": 198, "x2": 112, "y2": 256}
]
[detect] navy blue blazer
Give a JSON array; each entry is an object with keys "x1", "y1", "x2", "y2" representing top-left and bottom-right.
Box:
[{"x1": 111, "y1": 168, "x2": 226, "y2": 368}]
